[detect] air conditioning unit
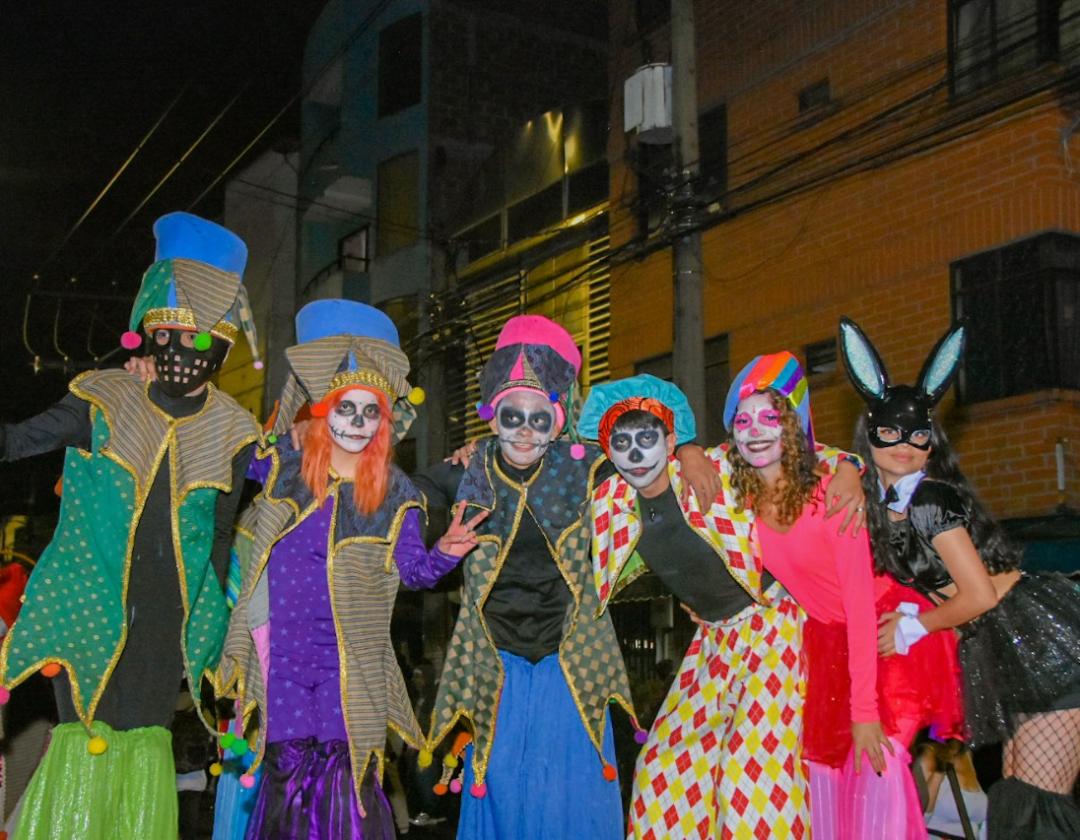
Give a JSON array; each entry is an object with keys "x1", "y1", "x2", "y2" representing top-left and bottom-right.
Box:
[{"x1": 624, "y1": 63, "x2": 673, "y2": 145}]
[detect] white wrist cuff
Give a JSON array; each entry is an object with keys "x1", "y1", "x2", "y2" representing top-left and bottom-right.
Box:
[{"x1": 893, "y1": 602, "x2": 928, "y2": 655}]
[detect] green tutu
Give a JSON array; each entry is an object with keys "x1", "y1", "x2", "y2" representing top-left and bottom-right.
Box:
[{"x1": 13, "y1": 721, "x2": 177, "y2": 840}]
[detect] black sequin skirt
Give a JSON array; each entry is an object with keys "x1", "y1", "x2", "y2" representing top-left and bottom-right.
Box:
[{"x1": 959, "y1": 572, "x2": 1080, "y2": 746}]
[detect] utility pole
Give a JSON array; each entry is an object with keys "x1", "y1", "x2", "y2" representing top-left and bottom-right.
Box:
[{"x1": 670, "y1": 0, "x2": 706, "y2": 426}]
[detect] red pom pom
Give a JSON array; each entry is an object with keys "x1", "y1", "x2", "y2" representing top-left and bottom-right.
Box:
[
  {"x1": 0, "y1": 686, "x2": 9, "y2": 705},
  {"x1": 469, "y1": 782, "x2": 487, "y2": 798},
  {"x1": 310, "y1": 402, "x2": 330, "y2": 418},
  {"x1": 434, "y1": 783, "x2": 448, "y2": 796},
  {"x1": 449, "y1": 778, "x2": 463, "y2": 794},
  {"x1": 40, "y1": 663, "x2": 61, "y2": 678},
  {"x1": 602, "y1": 763, "x2": 618, "y2": 782},
  {"x1": 570, "y1": 443, "x2": 586, "y2": 460},
  {"x1": 239, "y1": 774, "x2": 256, "y2": 789},
  {"x1": 120, "y1": 331, "x2": 142, "y2": 350}
]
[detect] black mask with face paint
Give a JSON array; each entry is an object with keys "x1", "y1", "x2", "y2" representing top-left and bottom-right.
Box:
[
  {"x1": 838, "y1": 317, "x2": 966, "y2": 450},
  {"x1": 150, "y1": 330, "x2": 229, "y2": 398}
]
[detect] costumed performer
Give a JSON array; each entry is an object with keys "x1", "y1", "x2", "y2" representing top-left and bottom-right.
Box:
[
  {"x1": 579, "y1": 373, "x2": 867, "y2": 840},
  {"x1": 722, "y1": 352, "x2": 890, "y2": 840},
  {"x1": 216, "y1": 299, "x2": 483, "y2": 840},
  {"x1": 415, "y1": 315, "x2": 685, "y2": 840},
  {"x1": 840, "y1": 317, "x2": 1080, "y2": 839},
  {"x1": 0, "y1": 212, "x2": 262, "y2": 840}
]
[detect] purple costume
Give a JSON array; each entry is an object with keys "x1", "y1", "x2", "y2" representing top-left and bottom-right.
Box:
[{"x1": 243, "y1": 454, "x2": 458, "y2": 839}]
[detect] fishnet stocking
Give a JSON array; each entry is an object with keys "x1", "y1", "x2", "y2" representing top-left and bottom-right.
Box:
[{"x1": 1004, "y1": 708, "x2": 1080, "y2": 795}]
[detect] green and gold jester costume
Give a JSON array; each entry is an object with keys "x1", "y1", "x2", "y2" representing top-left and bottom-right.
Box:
[{"x1": 0, "y1": 213, "x2": 261, "y2": 840}]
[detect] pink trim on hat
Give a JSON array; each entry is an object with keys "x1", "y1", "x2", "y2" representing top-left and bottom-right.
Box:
[
  {"x1": 487, "y1": 385, "x2": 566, "y2": 433},
  {"x1": 495, "y1": 315, "x2": 582, "y2": 374}
]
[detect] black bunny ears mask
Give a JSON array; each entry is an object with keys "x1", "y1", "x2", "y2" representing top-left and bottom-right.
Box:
[{"x1": 838, "y1": 317, "x2": 966, "y2": 450}]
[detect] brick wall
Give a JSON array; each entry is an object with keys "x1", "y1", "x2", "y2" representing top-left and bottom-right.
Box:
[{"x1": 607, "y1": 0, "x2": 1080, "y2": 519}]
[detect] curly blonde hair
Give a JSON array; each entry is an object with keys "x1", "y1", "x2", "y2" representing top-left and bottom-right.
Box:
[{"x1": 727, "y1": 389, "x2": 820, "y2": 526}]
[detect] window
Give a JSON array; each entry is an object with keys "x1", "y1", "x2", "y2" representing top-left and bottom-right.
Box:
[
  {"x1": 507, "y1": 181, "x2": 564, "y2": 243},
  {"x1": 339, "y1": 226, "x2": 370, "y2": 273},
  {"x1": 459, "y1": 215, "x2": 502, "y2": 265},
  {"x1": 798, "y1": 79, "x2": 831, "y2": 113},
  {"x1": 952, "y1": 232, "x2": 1080, "y2": 404},
  {"x1": 567, "y1": 160, "x2": 609, "y2": 217},
  {"x1": 378, "y1": 14, "x2": 422, "y2": 117},
  {"x1": 805, "y1": 338, "x2": 838, "y2": 376},
  {"x1": 377, "y1": 152, "x2": 419, "y2": 257},
  {"x1": 698, "y1": 105, "x2": 727, "y2": 194},
  {"x1": 949, "y1": 0, "x2": 1080, "y2": 95}
]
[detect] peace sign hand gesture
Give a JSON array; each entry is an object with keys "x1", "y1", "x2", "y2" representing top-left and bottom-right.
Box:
[{"x1": 436, "y1": 505, "x2": 489, "y2": 558}]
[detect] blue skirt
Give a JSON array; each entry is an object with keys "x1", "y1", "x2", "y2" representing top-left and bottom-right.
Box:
[{"x1": 457, "y1": 650, "x2": 623, "y2": 840}]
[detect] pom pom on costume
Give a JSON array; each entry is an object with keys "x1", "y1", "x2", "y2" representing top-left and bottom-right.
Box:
[
  {"x1": 444, "y1": 754, "x2": 459, "y2": 769},
  {"x1": 310, "y1": 402, "x2": 330, "y2": 419},
  {"x1": 477, "y1": 403, "x2": 495, "y2": 421},
  {"x1": 570, "y1": 443, "x2": 586, "y2": 461},
  {"x1": 239, "y1": 774, "x2": 256, "y2": 789},
  {"x1": 209, "y1": 762, "x2": 223, "y2": 777},
  {"x1": 193, "y1": 332, "x2": 213, "y2": 352},
  {"x1": 602, "y1": 763, "x2": 618, "y2": 782},
  {"x1": 120, "y1": 331, "x2": 143, "y2": 350},
  {"x1": 418, "y1": 749, "x2": 433, "y2": 768},
  {"x1": 450, "y1": 778, "x2": 463, "y2": 794},
  {"x1": 230, "y1": 739, "x2": 250, "y2": 757},
  {"x1": 253, "y1": 359, "x2": 265, "y2": 370},
  {"x1": 220, "y1": 732, "x2": 236, "y2": 750},
  {"x1": 0, "y1": 686, "x2": 10, "y2": 705},
  {"x1": 634, "y1": 729, "x2": 649, "y2": 745},
  {"x1": 407, "y1": 386, "x2": 426, "y2": 405},
  {"x1": 87, "y1": 736, "x2": 108, "y2": 756},
  {"x1": 267, "y1": 434, "x2": 278, "y2": 444},
  {"x1": 40, "y1": 663, "x2": 61, "y2": 678},
  {"x1": 470, "y1": 782, "x2": 487, "y2": 798}
]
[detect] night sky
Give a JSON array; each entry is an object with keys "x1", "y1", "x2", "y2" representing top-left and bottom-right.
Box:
[{"x1": 1, "y1": 1, "x2": 326, "y2": 513}]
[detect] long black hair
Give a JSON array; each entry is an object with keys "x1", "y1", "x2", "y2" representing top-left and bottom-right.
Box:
[{"x1": 853, "y1": 412, "x2": 1022, "y2": 578}]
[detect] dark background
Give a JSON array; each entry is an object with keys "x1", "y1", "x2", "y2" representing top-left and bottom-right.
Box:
[{"x1": 1, "y1": 1, "x2": 327, "y2": 515}]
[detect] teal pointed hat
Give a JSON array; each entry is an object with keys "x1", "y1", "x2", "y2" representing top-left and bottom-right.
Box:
[{"x1": 122, "y1": 212, "x2": 261, "y2": 367}]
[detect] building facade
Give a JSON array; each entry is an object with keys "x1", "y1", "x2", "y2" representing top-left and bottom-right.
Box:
[{"x1": 606, "y1": 0, "x2": 1080, "y2": 570}]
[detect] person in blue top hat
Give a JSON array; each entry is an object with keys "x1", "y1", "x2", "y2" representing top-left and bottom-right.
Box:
[
  {"x1": 215, "y1": 299, "x2": 484, "y2": 840},
  {"x1": 0, "y1": 212, "x2": 262, "y2": 840}
]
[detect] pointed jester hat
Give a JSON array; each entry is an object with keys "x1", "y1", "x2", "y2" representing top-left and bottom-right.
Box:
[
  {"x1": 838, "y1": 317, "x2": 966, "y2": 449},
  {"x1": 271, "y1": 298, "x2": 424, "y2": 438},
  {"x1": 477, "y1": 314, "x2": 582, "y2": 430},
  {"x1": 122, "y1": 212, "x2": 261, "y2": 367}
]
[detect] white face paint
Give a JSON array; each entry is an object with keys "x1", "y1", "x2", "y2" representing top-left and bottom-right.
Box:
[
  {"x1": 732, "y1": 392, "x2": 783, "y2": 470},
  {"x1": 493, "y1": 390, "x2": 557, "y2": 468},
  {"x1": 608, "y1": 418, "x2": 667, "y2": 490},
  {"x1": 327, "y1": 388, "x2": 382, "y2": 453}
]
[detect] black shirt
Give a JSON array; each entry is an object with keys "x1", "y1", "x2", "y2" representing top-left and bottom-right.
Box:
[
  {"x1": 481, "y1": 454, "x2": 573, "y2": 662},
  {"x1": 635, "y1": 484, "x2": 772, "y2": 622}
]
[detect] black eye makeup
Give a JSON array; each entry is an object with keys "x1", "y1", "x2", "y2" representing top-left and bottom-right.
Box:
[
  {"x1": 635, "y1": 430, "x2": 659, "y2": 448},
  {"x1": 336, "y1": 401, "x2": 357, "y2": 416},
  {"x1": 498, "y1": 407, "x2": 525, "y2": 428},
  {"x1": 610, "y1": 432, "x2": 633, "y2": 453},
  {"x1": 362, "y1": 403, "x2": 380, "y2": 420},
  {"x1": 528, "y1": 412, "x2": 552, "y2": 433}
]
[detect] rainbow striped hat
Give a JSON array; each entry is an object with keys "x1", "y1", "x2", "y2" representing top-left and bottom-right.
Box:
[{"x1": 723, "y1": 351, "x2": 814, "y2": 447}]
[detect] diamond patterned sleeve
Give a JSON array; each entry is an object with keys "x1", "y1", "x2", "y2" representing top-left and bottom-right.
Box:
[{"x1": 813, "y1": 441, "x2": 864, "y2": 473}]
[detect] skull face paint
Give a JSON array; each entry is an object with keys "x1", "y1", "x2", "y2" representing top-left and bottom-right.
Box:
[
  {"x1": 608, "y1": 413, "x2": 668, "y2": 490},
  {"x1": 327, "y1": 388, "x2": 382, "y2": 453},
  {"x1": 732, "y1": 391, "x2": 784, "y2": 470},
  {"x1": 493, "y1": 390, "x2": 557, "y2": 468},
  {"x1": 151, "y1": 328, "x2": 228, "y2": 397}
]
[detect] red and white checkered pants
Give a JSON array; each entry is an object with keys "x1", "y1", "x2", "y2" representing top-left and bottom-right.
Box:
[{"x1": 628, "y1": 591, "x2": 807, "y2": 840}]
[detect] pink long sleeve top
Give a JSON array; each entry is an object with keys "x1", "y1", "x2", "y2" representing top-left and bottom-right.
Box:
[{"x1": 755, "y1": 476, "x2": 880, "y2": 723}]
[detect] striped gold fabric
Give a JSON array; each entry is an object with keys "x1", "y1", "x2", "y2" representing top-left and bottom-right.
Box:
[
  {"x1": 70, "y1": 370, "x2": 259, "y2": 498},
  {"x1": 170, "y1": 258, "x2": 242, "y2": 335},
  {"x1": 284, "y1": 335, "x2": 410, "y2": 403}
]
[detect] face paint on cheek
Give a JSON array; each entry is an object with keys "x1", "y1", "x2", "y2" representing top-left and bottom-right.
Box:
[
  {"x1": 327, "y1": 389, "x2": 382, "y2": 453},
  {"x1": 732, "y1": 395, "x2": 784, "y2": 469},
  {"x1": 494, "y1": 392, "x2": 557, "y2": 467},
  {"x1": 609, "y1": 427, "x2": 667, "y2": 490}
]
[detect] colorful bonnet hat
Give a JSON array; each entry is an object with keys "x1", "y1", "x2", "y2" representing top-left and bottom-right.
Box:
[
  {"x1": 477, "y1": 314, "x2": 582, "y2": 430},
  {"x1": 723, "y1": 351, "x2": 815, "y2": 448},
  {"x1": 122, "y1": 212, "x2": 261, "y2": 367},
  {"x1": 577, "y1": 374, "x2": 697, "y2": 457},
  {"x1": 271, "y1": 298, "x2": 423, "y2": 438}
]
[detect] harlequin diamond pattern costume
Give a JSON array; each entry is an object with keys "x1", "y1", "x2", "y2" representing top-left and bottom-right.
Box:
[{"x1": 0, "y1": 213, "x2": 261, "y2": 839}]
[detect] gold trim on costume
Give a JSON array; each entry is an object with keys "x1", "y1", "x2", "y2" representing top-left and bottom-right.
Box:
[
  {"x1": 327, "y1": 369, "x2": 393, "y2": 398},
  {"x1": 143, "y1": 307, "x2": 240, "y2": 343}
]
